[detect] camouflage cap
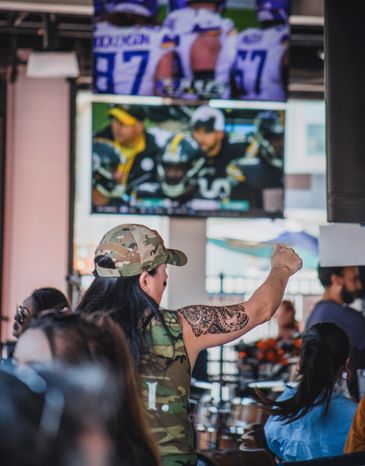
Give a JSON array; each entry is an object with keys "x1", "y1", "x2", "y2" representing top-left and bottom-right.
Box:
[{"x1": 94, "y1": 224, "x2": 187, "y2": 278}]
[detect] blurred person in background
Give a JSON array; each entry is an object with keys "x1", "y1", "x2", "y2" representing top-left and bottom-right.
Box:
[
  {"x1": 0, "y1": 364, "x2": 116, "y2": 466},
  {"x1": 13, "y1": 310, "x2": 160, "y2": 466},
  {"x1": 237, "y1": 300, "x2": 300, "y2": 382},
  {"x1": 262, "y1": 322, "x2": 356, "y2": 462},
  {"x1": 12, "y1": 287, "x2": 70, "y2": 338},
  {"x1": 275, "y1": 299, "x2": 300, "y2": 342},
  {"x1": 306, "y1": 265, "x2": 365, "y2": 400},
  {"x1": 77, "y1": 223, "x2": 302, "y2": 466}
]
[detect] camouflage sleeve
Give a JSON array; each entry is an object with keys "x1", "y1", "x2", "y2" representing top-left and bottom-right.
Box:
[{"x1": 177, "y1": 303, "x2": 248, "y2": 337}]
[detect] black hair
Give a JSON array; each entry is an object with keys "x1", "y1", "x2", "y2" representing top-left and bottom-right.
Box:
[
  {"x1": 0, "y1": 366, "x2": 93, "y2": 466},
  {"x1": 28, "y1": 288, "x2": 70, "y2": 316},
  {"x1": 13, "y1": 288, "x2": 71, "y2": 339},
  {"x1": 0, "y1": 369, "x2": 44, "y2": 466},
  {"x1": 18, "y1": 312, "x2": 160, "y2": 466},
  {"x1": 77, "y1": 255, "x2": 176, "y2": 366},
  {"x1": 192, "y1": 120, "x2": 216, "y2": 133},
  {"x1": 317, "y1": 264, "x2": 345, "y2": 288},
  {"x1": 256, "y1": 322, "x2": 351, "y2": 423}
]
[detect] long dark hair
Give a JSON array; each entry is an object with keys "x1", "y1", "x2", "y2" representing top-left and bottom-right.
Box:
[
  {"x1": 18, "y1": 311, "x2": 160, "y2": 466},
  {"x1": 77, "y1": 256, "x2": 175, "y2": 365},
  {"x1": 28, "y1": 288, "x2": 70, "y2": 315},
  {"x1": 257, "y1": 322, "x2": 351, "y2": 423}
]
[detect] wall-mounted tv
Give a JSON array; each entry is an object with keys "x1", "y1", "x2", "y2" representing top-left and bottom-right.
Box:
[
  {"x1": 93, "y1": 0, "x2": 290, "y2": 101},
  {"x1": 91, "y1": 97, "x2": 285, "y2": 217}
]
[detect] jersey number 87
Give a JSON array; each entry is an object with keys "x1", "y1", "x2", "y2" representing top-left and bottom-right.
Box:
[{"x1": 94, "y1": 50, "x2": 150, "y2": 95}]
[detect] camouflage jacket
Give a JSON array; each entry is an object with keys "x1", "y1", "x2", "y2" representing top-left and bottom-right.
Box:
[{"x1": 139, "y1": 310, "x2": 197, "y2": 466}]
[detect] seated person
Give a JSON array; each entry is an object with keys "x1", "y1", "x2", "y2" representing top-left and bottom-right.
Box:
[
  {"x1": 344, "y1": 396, "x2": 365, "y2": 453},
  {"x1": 261, "y1": 322, "x2": 357, "y2": 462},
  {"x1": 275, "y1": 299, "x2": 300, "y2": 343},
  {"x1": 13, "y1": 310, "x2": 160, "y2": 466}
]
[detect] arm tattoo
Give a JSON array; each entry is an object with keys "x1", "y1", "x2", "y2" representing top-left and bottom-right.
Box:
[{"x1": 178, "y1": 304, "x2": 248, "y2": 337}]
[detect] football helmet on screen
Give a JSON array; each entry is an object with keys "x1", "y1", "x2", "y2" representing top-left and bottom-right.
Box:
[
  {"x1": 167, "y1": 0, "x2": 188, "y2": 11},
  {"x1": 95, "y1": 0, "x2": 108, "y2": 16},
  {"x1": 256, "y1": 110, "x2": 284, "y2": 140},
  {"x1": 256, "y1": 0, "x2": 289, "y2": 23},
  {"x1": 157, "y1": 132, "x2": 205, "y2": 199},
  {"x1": 92, "y1": 140, "x2": 121, "y2": 197},
  {"x1": 187, "y1": 0, "x2": 226, "y2": 12},
  {"x1": 254, "y1": 110, "x2": 284, "y2": 167},
  {"x1": 106, "y1": 0, "x2": 158, "y2": 17}
]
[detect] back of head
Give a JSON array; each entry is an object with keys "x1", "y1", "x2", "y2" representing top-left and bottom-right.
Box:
[
  {"x1": 19, "y1": 311, "x2": 133, "y2": 374},
  {"x1": 29, "y1": 288, "x2": 70, "y2": 315},
  {"x1": 77, "y1": 260, "x2": 158, "y2": 364},
  {"x1": 14, "y1": 314, "x2": 160, "y2": 466},
  {"x1": 13, "y1": 288, "x2": 70, "y2": 339},
  {"x1": 317, "y1": 264, "x2": 345, "y2": 288},
  {"x1": 256, "y1": 0, "x2": 289, "y2": 26},
  {"x1": 257, "y1": 322, "x2": 351, "y2": 422},
  {"x1": 300, "y1": 322, "x2": 350, "y2": 383},
  {"x1": 77, "y1": 223, "x2": 187, "y2": 363}
]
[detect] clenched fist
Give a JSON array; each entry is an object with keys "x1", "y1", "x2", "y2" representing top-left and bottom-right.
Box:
[{"x1": 271, "y1": 244, "x2": 303, "y2": 276}]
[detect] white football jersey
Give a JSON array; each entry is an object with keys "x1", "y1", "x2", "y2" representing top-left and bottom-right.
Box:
[
  {"x1": 164, "y1": 6, "x2": 233, "y2": 35},
  {"x1": 94, "y1": 22, "x2": 175, "y2": 95},
  {"x1": 233, "y1": 24, "x2": 289, "y2": 101},
  {"x1": 164, "y1": 7, "x2": 236, "y2": 97}
]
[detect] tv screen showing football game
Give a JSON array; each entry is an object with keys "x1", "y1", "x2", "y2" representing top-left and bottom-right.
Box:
[
  {"x1": 91, "y1": 99, "x2": 285, "y2": 217},
  {"x1": 93, "y1": 0, "x2": 290, "y2": 101}
]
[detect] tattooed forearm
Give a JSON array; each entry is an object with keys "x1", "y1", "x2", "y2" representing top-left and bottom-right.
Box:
[{"x1": 178, "y1": 304, "x2": 249, "y2": 337}]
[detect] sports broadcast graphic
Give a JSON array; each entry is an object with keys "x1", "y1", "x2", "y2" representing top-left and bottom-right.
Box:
[
  {"x1": 93, "y1": 0, "x2": 290, "y2": 101},
  {"x1": 91, "y1": 101, "x2": 285, "y2": 217}
]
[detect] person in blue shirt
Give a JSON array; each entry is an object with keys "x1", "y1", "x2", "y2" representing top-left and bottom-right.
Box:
[{"x1": 261, "y1": 322, "x2": 357, "y2": 462}]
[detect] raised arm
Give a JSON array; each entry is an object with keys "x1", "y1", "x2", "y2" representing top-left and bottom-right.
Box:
[{"x1": 178, "y1": 245, "x2": 302, "y2": 367}]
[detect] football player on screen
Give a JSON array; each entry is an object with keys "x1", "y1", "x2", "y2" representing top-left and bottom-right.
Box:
[
  {"x1": 94, "y1": 104, "x2": 170, "y2": 202},
  {"x1": 156, "y1": 132, "x2": 206, "y2": 201},
  {"x1": 94, "y1": 0, "x2": 176, "y2": 95},
  {"x1": 163, "y1": 0, "x2": 237, "y2": 99},
  {"x1": 226, "y1": 110, "x2": 284, "y2": 209},
  {"x1": 232, "y1": 0, "x2": 289, "y2": 101},
  {"x1": 92, "y1": 140, "x2": 123, "y2": 207},
  {"x1": 190, "y1": 105, "x2": 247, "y2": 200}
]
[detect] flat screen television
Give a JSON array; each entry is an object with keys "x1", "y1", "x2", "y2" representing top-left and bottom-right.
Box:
[
  {"x1": 93, "y1": 0, "x2": 290, "y2": 101},
  {"x1": 91, "y1": 97, "x2": 285, "y2": 217}
]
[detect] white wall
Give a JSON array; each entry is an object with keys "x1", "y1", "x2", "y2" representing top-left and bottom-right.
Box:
[
  {"x1": 163, "y1": 218, "x2": 207, "y2": 309},
  {"x1": 2, "y1": 69, "x2": 70, "y2": 339}
]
